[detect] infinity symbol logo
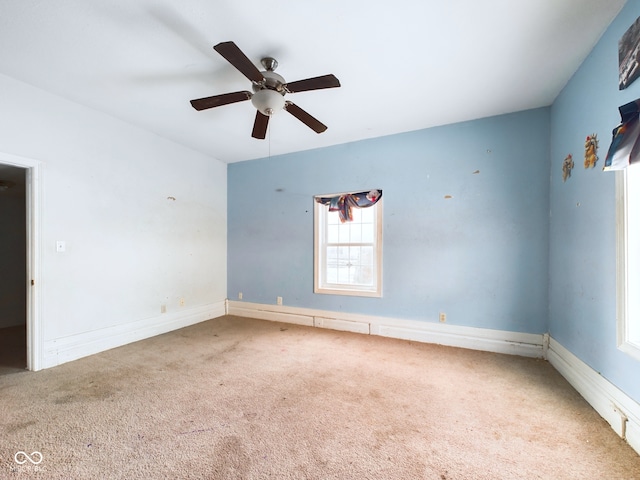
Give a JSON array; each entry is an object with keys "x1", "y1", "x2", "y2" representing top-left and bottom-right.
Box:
[{"x1": 14, "y1": 451, "x2": 43, "y2": 465}]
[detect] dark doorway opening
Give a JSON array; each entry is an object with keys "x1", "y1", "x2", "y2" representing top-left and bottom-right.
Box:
[{"x1": 0, "y1": 164, "x2": 27, "y2": 374}]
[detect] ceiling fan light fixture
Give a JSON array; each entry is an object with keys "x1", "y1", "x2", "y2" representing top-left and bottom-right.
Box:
[{"x1": 251, "y1": 89, "x2": 285, "y2": 116}]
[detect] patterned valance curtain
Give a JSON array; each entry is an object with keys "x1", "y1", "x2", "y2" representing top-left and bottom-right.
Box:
[
  {"x1": 603, "y1": 99, "x2": 640, "y2": 171},
  {"x1": 315, "y1": 189, "x2": 382, "y2": 223}
]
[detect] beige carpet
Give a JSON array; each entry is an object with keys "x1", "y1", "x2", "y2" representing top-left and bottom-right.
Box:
[{"x1": 1, "y1": 315, "x2": 639, "y2": 479}]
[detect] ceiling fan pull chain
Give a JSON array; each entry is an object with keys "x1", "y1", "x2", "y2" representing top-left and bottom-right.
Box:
[{"x1": 268, "y1": 121, "x2": 271, "y2": 159}]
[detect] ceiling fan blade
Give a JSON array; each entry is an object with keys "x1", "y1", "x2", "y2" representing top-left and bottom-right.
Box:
[
  {"x1": 214, "y1": 41, "x2": 265, "y2": 84},
  {"x1": 284, "y1": 101, "x2": 327, "y2": 134},
  {"x1": 252, "y1": 111, "x2": 270, "y2": 139},
  {"x1": 285, "y1": 74, "x2": 340, "y2": 93},
  {"x1": 190, "y1": 91, "x2": 251, "y2": 111}
]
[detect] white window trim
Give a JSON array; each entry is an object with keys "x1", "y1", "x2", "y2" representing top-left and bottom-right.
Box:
[
  {"x1": 616, "y1": 166, "x2": 640, "y2": 361},
  {"x1": 313, "y1": 194, "x2": 383, "y2": 298}
]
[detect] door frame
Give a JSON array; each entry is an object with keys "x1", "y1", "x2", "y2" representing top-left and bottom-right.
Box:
[{"x1": 0, "y1": 152, "x2": 42, "y2": 371}]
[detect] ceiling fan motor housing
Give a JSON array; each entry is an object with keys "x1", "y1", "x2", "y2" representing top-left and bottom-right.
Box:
[{"x1": 251, "y1": 70, "x2": 286, "y2": 115}]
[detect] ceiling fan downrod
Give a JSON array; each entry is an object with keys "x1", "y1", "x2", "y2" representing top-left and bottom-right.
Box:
[{"x1": 261, "y1": 57, "x2": 278, "y2": 72}]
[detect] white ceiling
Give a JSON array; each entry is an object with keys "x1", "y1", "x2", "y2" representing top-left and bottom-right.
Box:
[{"x1": 0, "y1": 0, "x2": 627, "y2": 164}]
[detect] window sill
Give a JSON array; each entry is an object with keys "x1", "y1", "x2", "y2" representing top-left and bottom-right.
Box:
[
  {"x1": 618, "y1": 340, "x2": 640, "y2": 362},
  {"x1": 314, "y1": 286, "x2": 381, "y2": 298}
]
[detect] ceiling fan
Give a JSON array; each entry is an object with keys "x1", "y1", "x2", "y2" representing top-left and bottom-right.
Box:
[{"x1": 190, "y1": 41, "x2": 341, "y2": 139}]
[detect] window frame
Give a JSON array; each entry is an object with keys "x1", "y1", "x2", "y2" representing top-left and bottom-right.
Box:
[
  {"x1": 615, "y1": 164, "x2": 640, "y2": 361},
  {"x1": 313, "y1": 193, "x2": 383, "y2": 297}
]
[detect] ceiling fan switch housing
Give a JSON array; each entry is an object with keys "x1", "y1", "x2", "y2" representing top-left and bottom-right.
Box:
[{"x1": 254, "y1": 71, "x2": 286, "y2": 93}]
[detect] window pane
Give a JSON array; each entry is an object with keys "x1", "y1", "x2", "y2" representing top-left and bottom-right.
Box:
[
  {"x1": 338, "y1": 247, "x2": 349, "y2": 264},
  {"x1": 360, "y1": 207, "x2": 374, "y2": 223},
  {"x1": 354, "y1": 266, "x2": 373, "y2": 285},
  {"x1": 361, "y1": 246, "x2": 373, "y2": 265},
  {"x1": 348, "y1": 246, "x2": 359, "y2": 263},
  {"x1": 326, "y1": 267, "x2": 338, "y2": 284},
  {"x1": 327, "y1": 246, "x2": 338, "y2": 263},
  {"x1": 350, "y1": 223, "x2": 362, "y2": 242},
  {"x1": 327, "y1": 225, "x2": 339, "y2": 243},
  {"x1": 361, "y1": 224, "x2": 374, "y2": 243},
  {"x1": 628, "y1": 165, "x2": 640, "y2": 344},
  {"x1": 339, "y1": 224, "x2": 351, "y2": 243},
  {"x1": 616, "y1": 166, "x2": 640, "y2": 361},
  {"x1": 337, "y1": 266, "x2": 350, "y2": 283},
  {"x1": 328, "y1": 211, "x2": 340, "y2": 225}
]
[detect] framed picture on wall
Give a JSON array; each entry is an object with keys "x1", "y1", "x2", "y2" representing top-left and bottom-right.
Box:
[{"x1": 620, "y1": 16, "x2": 640, "y2": 90}]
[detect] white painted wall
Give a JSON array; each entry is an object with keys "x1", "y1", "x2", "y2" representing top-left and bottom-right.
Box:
[{"x1": 0, "y1": 74, "x2": 227, "y2": 367}]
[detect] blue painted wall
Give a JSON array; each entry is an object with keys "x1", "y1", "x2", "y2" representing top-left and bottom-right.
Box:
[
  {"x1": 229, "y1": 108, "x2": 550, "y2": 333},
  {"x1": 549, "y1": 1, "x2": 640, "y2": 402}
]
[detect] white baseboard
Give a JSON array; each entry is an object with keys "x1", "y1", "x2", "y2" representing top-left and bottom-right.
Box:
[
  {"x1": 315, "y1": 316, "x2": 371, "y2": 334},
  {"x1": 547, "y1": 337, "x2": 640, "y2": 455},
  {"x1": 229, "y1": 303, "x2": 315, "y2": 327},
  {"x1": 43, "y1": 301, "x2": 226, "y2": 368},
  {"x1": 226, "y1": 301, "x2": 544, "y2": 358},
  {"x1": 371, "y1": 320, "x2": 543, "y2": 357}
]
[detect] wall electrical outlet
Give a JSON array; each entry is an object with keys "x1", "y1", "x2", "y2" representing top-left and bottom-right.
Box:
[
  {"x1": 179, "y1": 298, "x2": 185, "y2": 307},
  {"x1": 439, "y1": 312, "x2": 447, "y2": 323},
  {"x1": 238, "y1": 292, "x2": 243, "y2": 300},
  {"x1": 160, "y1": 304, "x2": 167, "y2": 314},
  {"x1": 277, "y1": 296, "x2": 283, "y2": 306}
]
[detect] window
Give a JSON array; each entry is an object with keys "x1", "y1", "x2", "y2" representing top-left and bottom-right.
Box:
[
  {"x1": 616, "y1": 162, "x2": 640, "y2": 360},
  {"x1": 314, "y1": 193, "x2": 382, "y2": 297}
]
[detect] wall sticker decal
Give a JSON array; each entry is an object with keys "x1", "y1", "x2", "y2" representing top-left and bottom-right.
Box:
[
  {"x1": 619, "y1": 16, "x2": 640, "y2": 90},
  {"x1": 562, "y1": 154, "x2": 574, "y2": 182},
  {"x1": 584, "y1": 134, "x2": 598, "y2": 169},
  {"x1": 603, "y1": 99, "x2": 640, "y2": 171}
]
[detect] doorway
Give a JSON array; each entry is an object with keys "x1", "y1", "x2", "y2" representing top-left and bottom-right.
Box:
[
  {"x1": 0, "y1": 153, "x2": 42, "y2": 372},
  {"x1": 0, "y1": 164, "x2": 27, "y2": 372}
]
